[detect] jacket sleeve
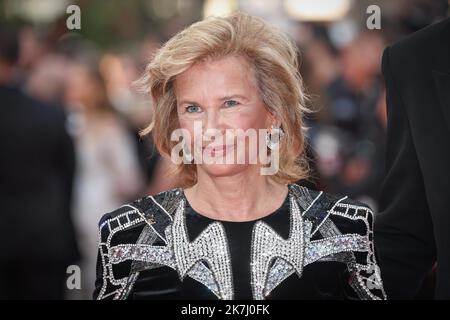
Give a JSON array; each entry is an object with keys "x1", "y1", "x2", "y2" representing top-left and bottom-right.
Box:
[
  {"x1": 92, "y1": 215, "x2": 116, "y2": 300},
  {"x1": 374, "y1": 46, "x2": 436, "y2": 299},
  {"x1": 346, "y1": 206, "x2": 386, "y2": 300},
  {"x1": 92, "y1": 210, "x2": 135, "y2": 300}
]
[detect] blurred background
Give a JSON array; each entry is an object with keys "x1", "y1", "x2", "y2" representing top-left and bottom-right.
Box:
[{"x1": 0, "y1": 0, "x2": 448, "y2": 299}]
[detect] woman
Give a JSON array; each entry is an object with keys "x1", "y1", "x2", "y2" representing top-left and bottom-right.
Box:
[{"x1": 93, "y1": 12, "x2": 386, "y2": 300}]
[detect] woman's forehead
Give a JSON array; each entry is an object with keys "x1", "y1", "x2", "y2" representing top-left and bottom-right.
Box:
[{"x1": 174, "y1": 55, "x2": 257, "y2": 97}]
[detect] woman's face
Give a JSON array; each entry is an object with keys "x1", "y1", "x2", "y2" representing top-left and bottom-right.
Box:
[{"x1": 174, "y1": 55, "x2": 275, "y2": 178}]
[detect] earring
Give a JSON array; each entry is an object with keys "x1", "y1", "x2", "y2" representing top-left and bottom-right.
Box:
[
  {"x1": 182, "y1": 143, "x2": 193, "y2": 163},
  {"x1": 266, "y1": 125, "x2": 285, "y2": 150}
]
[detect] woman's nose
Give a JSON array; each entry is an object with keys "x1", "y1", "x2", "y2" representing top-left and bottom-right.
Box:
[{"x1": 203, "y1": 109, "x2": 226, "y2": 139}]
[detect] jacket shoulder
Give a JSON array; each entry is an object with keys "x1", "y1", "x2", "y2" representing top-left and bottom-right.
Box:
[
  {"x1": 97, "y1": 187, "x2": 183, "y2": 243},
  {"x1": 289, "y1": 184, "x2": 374, "y2": 235},
  {"x1": 290, "y1": 184, "x2": 385, "y2": 300},
  {"x1": 386, "y1": 17, "x2": 450, "y2": 73},
  {"x1": 94, "y1": 187, "x2": 183, "y2": 300},
  {"x1": 290, "y1": 183, "x2": 373, "y2": 212},
  {"x1": 390, "y1": 17, "x2": 450, "y2": 54}
]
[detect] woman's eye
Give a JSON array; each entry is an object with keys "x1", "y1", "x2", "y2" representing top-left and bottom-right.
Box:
[
  {"x1": 186, "y1": 105, "x2": 201, "y2": 113},
  {"x1": 224, "y1": 100, "x2": 239, "y2": 108}
]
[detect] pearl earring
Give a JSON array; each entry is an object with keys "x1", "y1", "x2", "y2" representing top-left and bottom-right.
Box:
[
  {"x1": 182, "y1": 143, "x2": 193, "y2": 163},
  {"x1": 266, "y1": 125, "x2": 285, "y2": 150}
]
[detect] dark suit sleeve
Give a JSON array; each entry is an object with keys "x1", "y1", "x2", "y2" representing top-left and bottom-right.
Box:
[{"x1": 374, "y1": 47, "x2": 436, "y2": 299}]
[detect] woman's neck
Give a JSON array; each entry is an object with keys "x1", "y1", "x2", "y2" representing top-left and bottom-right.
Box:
[{"x1": 183, "y1": 168, "x2": 289, "y2": 222}]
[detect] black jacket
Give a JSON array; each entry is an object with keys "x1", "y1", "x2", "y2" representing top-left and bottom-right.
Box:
[
  {"x1": 93, "y1": 184, "x2": 386, "y2": 300},
  {"x1": 0, "y1": 86, "x2": 79, "y2": 264},
  {"x1": 375, "y1": 17, "x2": 450, "y2": 299}
]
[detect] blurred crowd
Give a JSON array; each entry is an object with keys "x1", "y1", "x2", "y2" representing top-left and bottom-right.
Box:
[
  {"x1": 0, "y1": 23, "x2": 177, "y2": 299},
  {"x1": 0, "y1": 0, "x2": 448, "y2": 299}
]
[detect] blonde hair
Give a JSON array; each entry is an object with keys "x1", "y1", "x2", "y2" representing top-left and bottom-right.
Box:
[{"x1": 138, "y1": 12, "x2": 310, "y2": 187}]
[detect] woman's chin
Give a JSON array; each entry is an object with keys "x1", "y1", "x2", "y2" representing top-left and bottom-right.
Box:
[{"x1": 198, "y1": 163, "x2": 250, "y2": 177}]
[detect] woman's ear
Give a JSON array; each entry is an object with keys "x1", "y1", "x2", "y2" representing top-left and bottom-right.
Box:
[
  {"x1": 266, "y1": 111, "x2": 281, "y2": 128},
  {"x1": 271, "y1": 117, "x2": 282, "y2": 129}
]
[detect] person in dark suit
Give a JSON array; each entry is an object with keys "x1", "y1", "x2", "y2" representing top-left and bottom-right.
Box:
[
  {"x1": 375, "y1": 17, "x2": 450, "y2": 299},
  {"x1": 0, "y1": 25, "x2": 79, "y2": 299}
]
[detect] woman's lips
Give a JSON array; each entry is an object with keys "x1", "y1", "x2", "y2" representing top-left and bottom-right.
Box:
[{"x1": 202, "y1": 144, "x2": 235, "y2": 156}]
